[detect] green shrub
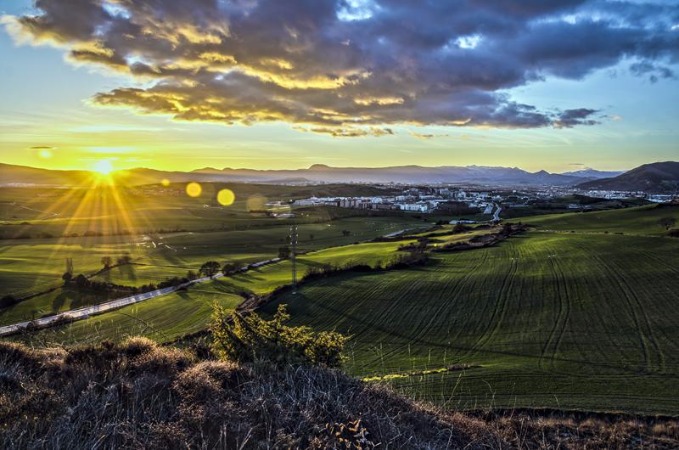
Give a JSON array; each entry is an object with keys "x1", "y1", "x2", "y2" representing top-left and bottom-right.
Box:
[{"x1": 210, "y1": 304, "x2": 346, "y2": 368}]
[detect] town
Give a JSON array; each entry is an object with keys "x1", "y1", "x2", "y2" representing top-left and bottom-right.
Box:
[{"x1": 289, "y1": 185, "x2": 679, "y2": 218}]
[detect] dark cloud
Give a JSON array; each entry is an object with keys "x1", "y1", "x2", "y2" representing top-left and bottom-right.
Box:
[
  {"x1": 4, "y1": 0, "x2": 678, "y2": 135},
  {"x1": 30, "y1": 145, "x2": 55, "y2": 149},
  {"x1": 553, "y1": 108, "x2": 601, "y2": 128},
  {"x1": 630, "y1": 61, "x2": 676, "y2": 83}
]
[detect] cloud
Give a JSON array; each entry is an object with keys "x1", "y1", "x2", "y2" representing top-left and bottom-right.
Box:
[
  {"x1": 4, "y1": 0, "x2": 678, "y2": 135},
  {"x1": 410, "y1": 131, "x2": 449, "y2": 140},
  {"x1": 553, "y1": 108, "x2": 601, "y2": 128},
  {"x1": 29, "y1": 145, "x2": 56, "y2": 149},
  {"x1": 629, "y1": 61, "x2": 676, "y2": 83}
]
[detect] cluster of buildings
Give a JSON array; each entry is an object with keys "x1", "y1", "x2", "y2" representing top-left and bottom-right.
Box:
[
  {"x1": 293, "y1": 188, "x2": 499, "y2": 214},
  {"x1": 581, "y1": 190, "x2": 677, "y2": 203},
  {"x1": 290, "y1": 185, "x2": 677, "y2": 218}
]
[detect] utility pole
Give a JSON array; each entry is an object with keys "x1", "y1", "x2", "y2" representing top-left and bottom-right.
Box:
[{"x1": 290, "y1": 224, "x2": 298, "y2": 293}]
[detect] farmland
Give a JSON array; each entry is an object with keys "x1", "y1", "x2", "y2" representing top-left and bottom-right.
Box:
[
  {"x1": 524, "y1": 203, "x2": 679, "y2": 236},
  {"x1": 4, "y1": 196, "x2": 679, "y2": 414},
  {"x1": 10, "y1": 233, "x2": 431, "y2": 344},
  {"x1": 0, "y1": 181, "x2": 430, "y2": 325},
  {"x1": 15, "y1": 284, "x2": 244, "y2": 345},
  {"x1": 262, "y1": 230, "x2": 679, "y2": 414}
]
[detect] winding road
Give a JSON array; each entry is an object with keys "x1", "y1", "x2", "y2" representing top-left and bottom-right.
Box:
[{"x1": 0, "y1": 257, "x2": 281, "y2": 337}]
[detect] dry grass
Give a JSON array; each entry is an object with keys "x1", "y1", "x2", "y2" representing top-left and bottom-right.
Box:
[
  {"x1": 0, "y1": 339, "x2": 496, "y2": 449},
  {"x1": 1, "y1": 339, "x2": 677, "y2": 449}
]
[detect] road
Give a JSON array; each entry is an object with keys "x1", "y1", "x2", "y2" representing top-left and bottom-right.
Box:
[
  {"x1": 0, "y1": 257, "x2": 281, "y2": 337},
  {"x1": 0, "y1": 226, "x2": 420, "y2": 337},
  {"x1": 492, "y1": 204, "x2": 503, "y2": 222}
]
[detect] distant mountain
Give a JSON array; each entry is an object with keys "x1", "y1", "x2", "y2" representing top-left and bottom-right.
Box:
[
  {"x1": 578, "y1": 162, "x2": 679, "y2": 193},
  {"x1": 561, "y1": 168, "x2": 625, "y2": 179},
  {"x1": 190, "y1": 164, "x2": 586, "y2": 186},
  {"x1": 0, "y1": 163, "x2": 92, "y2": 186},
  {"x1": 0, "y1": 162, "x2": 626, "y2": 187}
]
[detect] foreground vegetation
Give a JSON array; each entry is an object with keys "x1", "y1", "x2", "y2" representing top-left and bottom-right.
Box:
[{"x1": 2, "y1": 337, "x2": 677, "y2": 449}]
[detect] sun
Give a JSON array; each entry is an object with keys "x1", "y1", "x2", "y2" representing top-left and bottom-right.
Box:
[{"x1": 92, "y1": 159, "x2": 114, "y2": 175}]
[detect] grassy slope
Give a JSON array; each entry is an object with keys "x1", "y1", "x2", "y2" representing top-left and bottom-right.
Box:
[
  {"x1": 2, "y1": 339, "x2": 677, "y2": 448},
  {"x1": 0, "y1": 216, "x2": 425, "y2": 327},
  {"x1": 258, "y1": 206, "x2": 679, "y2": 414},
  {"x1": 12, "y1": 236, "x2": 420, "y2": 344},
  {"x1": 523, "y1": 204, "x2": 679, "y2": 236},
  {"x1": 9, "y1": 205, "x2": 679, "y2": 414},
  {"x1": 1, "y1": 216, "x2": 422, "y2": 296},
  {"x1": 263, "y1": 232, "x2": 679, "y2": 414},
  {"x1": 14, "y1": 284, "x2": 243, "y2": 346}
]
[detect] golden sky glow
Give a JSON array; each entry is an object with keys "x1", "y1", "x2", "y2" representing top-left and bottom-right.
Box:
[{"x1": 0, "y1": 0, "x2": 677, "y2": 174}]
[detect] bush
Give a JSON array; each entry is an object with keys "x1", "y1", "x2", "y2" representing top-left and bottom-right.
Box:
[
  {"x1": 668, "y1": 228, "x2": 679, "y2": 238},
  {"x1": 453, "y1": 223, "x2": 472, "y2": 233},
  {"x1": 0, "y1": 295, "x2": 19, "y2": 308},
  {"x1": 211, "y1": 304, "x2": 346, "y2": 368}
]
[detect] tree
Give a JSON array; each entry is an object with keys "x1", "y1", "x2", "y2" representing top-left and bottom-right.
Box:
[
  {"x1": 199, "y1": 261, "x2": 221, "y2": 278},
  {"x1": 278, "y1": 246, "x2": 291, "y2": 259},
  {"x1": 74, "y1": 274, "x2": 88, "y2": 287},
  {"x1": 341, "y1": 229, "x2": 351, "y2": 237},
  {"x1": 186, "y1": 270, "x2": 199, "y2": 280},
  {"x1": 117, "y1": 254, "x2": 132, "y2": 265},
  {"x1": 222, "y1": 261, "x2": 239, "y2": 275},
  {"x1": 101, "y1": 256, "x2": 113, "y2": 269},
  {"x1": 65, "y1": 258, "x2": 73, "y2": 277},
  {"x1": 659, "y1": 217, "x2": 677, "y2": 230},
  {"x1": 62, "y1": 272, "x2": 73, "y2": 283},
  {"x1": 211, "y1": 304, "x2": 346, "y2": 367}
]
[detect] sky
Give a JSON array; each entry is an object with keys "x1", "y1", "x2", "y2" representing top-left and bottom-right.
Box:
[{"x1": 0, "y1": 0, "x2": 678, "y2": 174}]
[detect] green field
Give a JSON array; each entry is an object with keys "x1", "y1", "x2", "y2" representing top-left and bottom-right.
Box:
[
  {"x1": 1, "y1": 182, "x2": 430, "y2": 328},
  {"x1": 523, "y1": 203, "x2": 679, "y2": 236},
  {"x1": 5, "y1": 201, "x2": 679, "y2": 415},
  {"x1": 9, "y1": 234, "x2": 426, "y2": 341},
  {"x1": 262, "y1": 231, "x2": 679, "y2": 414},
  {"x1": 12, "y1": 282, "x2": 244, "y2": 346}
]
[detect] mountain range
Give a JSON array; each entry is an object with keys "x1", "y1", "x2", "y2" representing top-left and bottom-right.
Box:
[{"x1": 1, "y1": 162, "x2": 676, "y2": 192}]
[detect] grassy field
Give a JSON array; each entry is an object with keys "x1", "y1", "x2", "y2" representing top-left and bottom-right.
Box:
[
  {"x1": 13, "y1": 283, "x2": 244, "y2": 346},
  {"x1": 521, "y1": 203, "x2": 679, "y2": 236},
  {"x1": 10, "y1": 234, "x2": 426, "y2": 339},
  {"x1": 261, "y1": 231, "x2": 679, "y2": 414},
  {"x1": 0, "y1": 181, "x2": 429, "y2": 298},
  {"x1": 0, "y1": 216, "x2": 426, "y2": 298},
  {"x1": 6, "y1": 202, "x2": 679, "y2": 415}
]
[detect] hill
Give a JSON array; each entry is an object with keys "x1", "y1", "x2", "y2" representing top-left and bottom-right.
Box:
[
  {"x1": 1, "y1": 339, "x2": 676, "y2": 448},
  {"x1": 561, "y1": 168, "x2": 625, "y2": 179},
  {"x1": 578, "y1": 161, "x2": 679, "y2": 193},
  {"x1": 0, "y1": 163, "x2": 92, "y2": 187}
]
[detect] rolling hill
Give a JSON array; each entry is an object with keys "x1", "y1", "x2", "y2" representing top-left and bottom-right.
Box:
[{"x1": 578, "y1": 161, "x2": 679, "y2": 193}]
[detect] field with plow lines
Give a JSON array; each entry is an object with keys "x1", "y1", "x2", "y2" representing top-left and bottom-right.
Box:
[{"x1": 264, "y1": 230, "x2": 679, "y2": 414}]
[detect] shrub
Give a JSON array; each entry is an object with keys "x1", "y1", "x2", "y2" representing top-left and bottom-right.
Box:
[
  {"x1": 211, "y1": 304, "x2": 347, "y2": 368},
  {"x1": 0, "y1": 295, "x2": 19, "y2": 308}
]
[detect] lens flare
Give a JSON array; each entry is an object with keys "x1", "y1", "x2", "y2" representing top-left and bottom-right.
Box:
[
  {"x1": 217, "y1": 188, "x2": 236, "y2": 206},
  {"x1": 186, "y1": 182, "x2": 202, "y2": 197},
  {"x1": 161, "y1": 178, "x2": 170, "y2": 187},
  {"x1": 246, "y1": 194, "x2": 267, "y2": 211}
]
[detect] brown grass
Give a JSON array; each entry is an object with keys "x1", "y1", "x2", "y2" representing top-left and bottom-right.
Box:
[{"x1": 1, "y1": 339, "x2": 677, "y2": 449}]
